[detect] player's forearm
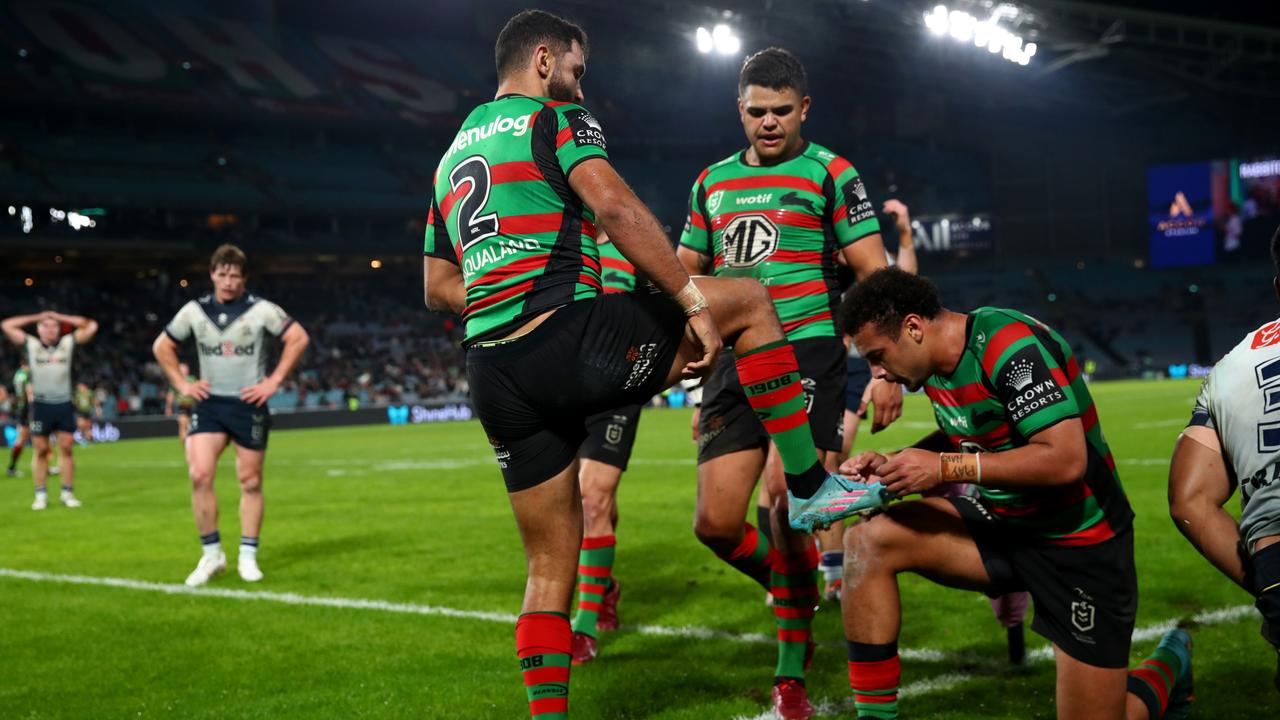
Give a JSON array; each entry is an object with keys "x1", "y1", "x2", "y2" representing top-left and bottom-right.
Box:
[
  {"x1": 840, "y1": 234, "x2": 890, "y2": 281},
  {"x1": 941, "y1": 441, "x2": 1083, "y2": 489},
  {"x1": 152, "y1": 336, "x2": 186, "y2": 388},
  {"x1": 1174, "y1": 503, "x2": 1249, "y2": 590},
  {"x1": 597, "y1": 201, "x2": 690, "y2": 299},
  {"x1": 895, "y1": 242, "x2": 918, "y2": 275},
  {"x1": 2, "y1": 314, "x2": 39, "y2": 342},
  {"x1": 268, "y1": 328, "x2": 310, "y2": 384},
  {"x1": 424, "y1": 258, "x2": 466, "y2": 315},
  {"x1": 676, "y1": 246, "x2": 709, "y2": 277}
]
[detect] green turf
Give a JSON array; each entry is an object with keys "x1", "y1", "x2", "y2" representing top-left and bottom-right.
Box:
[{"x1": 0, "y1": 379, "x2": 1275, "y2": 718}]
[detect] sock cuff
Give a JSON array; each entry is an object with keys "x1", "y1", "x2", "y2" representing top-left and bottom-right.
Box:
[
  {"x1": 820, "y1": 551, "x2": 845, "y2": 567},
  {"x1": 725, "y1": 524, "x2": 765, "y2": 562},
  {"x1": 736, "y1": 338, "x2": 788, "y2": 358},
  {"x1": 848, "y1": 640, "x2": 899, "y2": 663},
  {"x1": 734, "y1": 344, "x2": 800, "y2": 387},
  {"x1": 199, "y1": 531, "x2": 220, "y2": 546},
  {"x1": 848, "y1": 655, "x2": 901, "y2": 689},
  {"x1": 1126, "y1": 674, "x2": 1163, "y2": 720},
  {"x1": 580, "y1": 534, "x2": 616, "y2": 550},
  {"x1": 516, "y1": 612, "x2": 571, "y2": 658},
  {"x1": 240, "y1": 536, "x2": 259, "y2": 548}
]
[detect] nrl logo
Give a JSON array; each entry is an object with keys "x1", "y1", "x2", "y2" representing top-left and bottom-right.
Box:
[
  {"x1": 707, "y1": 190, "x2": 724, "y2": 214},
  {"x1": 1070, "y1": 599, "x2": 1095, "y2": 633}
]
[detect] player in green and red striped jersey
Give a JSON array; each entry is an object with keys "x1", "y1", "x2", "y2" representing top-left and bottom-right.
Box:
[
  {"x1": 835, "y1": 268, "x2": 1193, "y2": 720},
  {"x1": 422, "y1": 13, "x2": 888, "y2": 719},
  {"x1": 570, "y1": 232, "x2": 639, "y2": 665},
  {"x1": 675, "y1": 47, "x2": 901, "y2": 718}
]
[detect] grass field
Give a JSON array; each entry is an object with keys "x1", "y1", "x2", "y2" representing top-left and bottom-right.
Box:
[{"x1": 1, "y1": 379, "x2": 1277, "y2": 719}]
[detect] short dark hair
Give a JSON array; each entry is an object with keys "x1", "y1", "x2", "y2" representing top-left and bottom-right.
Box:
[
  {"x1": 495, "y1": 9, "x2": 588, "y2": 80},
  {"x1": 1271, "y1": 222, "x2": 1280, "y2": 274},
  {"x1": 210, "y1": 243, "x2": 247, "y2": 273},
  {"x1": 839, "y1": 267, "x2": 944, "y2": 339},
  {"x1": 739, "y1": 47, "x2": 808, "y2": 97}
]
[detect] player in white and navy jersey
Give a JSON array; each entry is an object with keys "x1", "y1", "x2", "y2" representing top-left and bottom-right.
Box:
[
  {"x1": 1170, "y1": 223, "x2": 1280, "y2": 694},
  {"x1": 153, "y1": 244, "x2": 309, "y2": 587},
  {"x1": 2, "y1": 310, "x2": 98, "y2": 510}
]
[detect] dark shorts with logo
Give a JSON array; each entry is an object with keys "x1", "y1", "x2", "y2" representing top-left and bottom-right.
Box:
[
  {"x1": 846, "y1": 356, "x2": 871, "y2": 417},
  {"x1": 30, "y1": 401, "x2": 76, "y2": 437},
  {"x1": 949, "y1": 495, "x2": 1137, "y2": 668},
  {"x1": 697, "y1": 336, "x2": 846, "y2": 464},
  {"x1": 580, "y1": 403, "x2": 644, "y2": 471},
  {"x1": 467, "y1": 292, "x2": 685, "y2": 493},
  {"x1": 190, "y1": 396, "x2": 270, "y2": 450}
]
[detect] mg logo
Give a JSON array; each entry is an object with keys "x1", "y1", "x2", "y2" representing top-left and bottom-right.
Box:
[{"x1": 721, "y1": 214, "x2": 779, "y2": 268}]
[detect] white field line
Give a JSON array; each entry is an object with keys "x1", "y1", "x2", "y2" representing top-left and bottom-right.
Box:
[
  {"x1": 735, "y1": 603, "x2": 1258, "y2": 720},
  {"x1": 0, "y1": 568, "x2": 1257, "y2": 718}
]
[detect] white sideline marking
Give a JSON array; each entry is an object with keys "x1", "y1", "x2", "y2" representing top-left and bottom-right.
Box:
[
  {"x1": 736, "y1": 604, "x2": 1257, "y2": 719},
  {"x1": 1131, "y1": 418, "x2": 1187, "y2": 430}
]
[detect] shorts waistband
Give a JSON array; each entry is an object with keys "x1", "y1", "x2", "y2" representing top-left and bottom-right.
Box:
[{"x1": 465, "y1": 303, "x2": 587, "y2": 362}]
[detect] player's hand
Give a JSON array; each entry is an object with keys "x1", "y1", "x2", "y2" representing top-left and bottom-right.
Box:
[
  {"x1": 240, "y1": 377, "x2": 280, "y2": 407},
  {"x1": 690, "y1": 406, "x2": 701, "y2": 442},
  {"x1": 882, "y1": 199, "x2": 912, "y2": 238},
  {"x1": 682, "y1": 311, "x2": 722, "y2": 378},
  {"x1": 840, "y1": 451, "x2": 888, "y2": 480},
  {"x1": 877, "y1": 448, "x2": 942, "y2": 496},
  {"x1": 183, "y1": 379, "x2": 211, "y2": 402},
  {"x1": 862, "y1": 378, "x2": 903, "y2": 433}
]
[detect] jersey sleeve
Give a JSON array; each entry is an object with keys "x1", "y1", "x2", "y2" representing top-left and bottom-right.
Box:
[
  {"x1": 1188, "y1": 373, "x2": 1216, "y2": 430},
  {"x1": 423, "y1": 176, "x2": 458, "y2": 265},
  {"x1": 164, "y1": 303, "x2": 195, "y2": 342},
  {"x1": 987, "y1": 328, "x2": 1080, "y2": 438},
  {"x1": 678, "y1": 170, "x2": 712, "y2": 256},
  {"x1": 825, "y1": 156, "x2": 880, "y2": 247},
  {"x1": 552, "y1": 103, "x2": 609, "y2": 176},
  {"x1": 260, "y1": 300, "x2": 294, "y2": 337}
]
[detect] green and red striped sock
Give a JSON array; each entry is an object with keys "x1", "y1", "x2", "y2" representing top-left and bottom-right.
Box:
[
  {"x1": 714, "y1": 522, "x2": 775, "y2": 590},
  {"x1": 772, "y1": 542, "x2": 819, "y2": 680},
  {"x1": 516, "y1": 612, "x2": 571, "y2": 719},
  {"x1": 848, "y1": 641, "x2": 900, "y2": 719},
  {"x1": 571, "y1": 535, "x2": 616, "y2": 639},
  {"x1": 734, "y1": 341, "x2": 826, "y2": 498},
  {"x1": 1127, "y1": 642, "x2": 1185, "y2": 719}
]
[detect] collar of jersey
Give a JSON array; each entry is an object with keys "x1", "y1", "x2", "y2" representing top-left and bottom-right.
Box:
[{"x1": 736, "y1": 139, "x2": 810, "y2": 169}]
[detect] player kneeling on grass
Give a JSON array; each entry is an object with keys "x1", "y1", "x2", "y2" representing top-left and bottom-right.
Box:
[
  {"x1": 836, "y1": 267, "x2": 1192, "y2": 720},
  {"x1": 152, "y1": 244, "x2": 309, "y2": 587},
  {"x1": 1168, "y1": 223, "x2": 1280, "y2": 695}
]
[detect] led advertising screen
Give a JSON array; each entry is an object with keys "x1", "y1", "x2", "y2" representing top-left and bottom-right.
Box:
[{"x1": 1147, "y1": 161, "x2": 1215, "y2": 268}]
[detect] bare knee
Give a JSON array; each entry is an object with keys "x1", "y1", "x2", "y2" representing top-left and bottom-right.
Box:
[
  {"x1": 189, "y1": 466, "x2": 216, "y2": 490},
  {"x1": 693, "y1": 512, "x2": 742, "y2": 553},
  {"x1": 239, "y1": 473, "x2": 262, "y2": 494},
  {"x1": 843, "y1": 516, "x2": 899, "y2": 575}
]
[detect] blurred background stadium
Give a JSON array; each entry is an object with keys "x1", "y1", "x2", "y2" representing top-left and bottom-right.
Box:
[{"x1": 1, "y1": 0, "x2": 1277, "y2": 430}]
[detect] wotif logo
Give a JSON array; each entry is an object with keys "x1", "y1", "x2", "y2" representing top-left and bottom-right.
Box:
[{"x1": 736, "y1": 193, "x2": 773, "y2": 206}]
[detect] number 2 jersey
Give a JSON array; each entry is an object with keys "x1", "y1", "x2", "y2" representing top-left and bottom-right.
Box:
[
  {"x1": 679, "y1": 141, "x2": 880, "y2": 342},
  {"x1": 424, "y1": 94, "x2": 611, "y2": 345},
  {"x1": 164, "y1": 294, "x2": 293, "y2": 399},
  {"x1": 1190, "y1": 317, "x2": 1280, "y2": 548},
  {"x1": 924, "y1": 307, "x2": 1133, "y2": 546}
]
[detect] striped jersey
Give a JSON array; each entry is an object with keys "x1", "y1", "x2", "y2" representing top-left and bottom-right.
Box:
[
  {"x1": 923, "y1": 308, "x2": 1132, "y2": 546},
  {"x1": 424, "y1": 94, "x2": 610, "y2": 344},
  {"x1": 679, "y1": 141, "x2": 880, "y2": 342},
  {"x1": 1189, "y1": 316, "x2": 1280, "y2": 547},
  {"x1": 12, "y1": 367, "x2": 29, "y2": 406},
  {"x1": 597, "y1": 238, "x2": 636, "y2": 293}
]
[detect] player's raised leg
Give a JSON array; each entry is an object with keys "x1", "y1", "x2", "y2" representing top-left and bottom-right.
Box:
[
  {"x1": 185, "y1": 432, "x2": 228, "y2": 587},
  {"x1": 235, "y1": 444, "x2": 266, "y2": 582}
]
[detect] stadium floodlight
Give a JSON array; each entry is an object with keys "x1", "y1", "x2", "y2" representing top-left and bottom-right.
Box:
[
  {"x1": 695, "y1": 26, "x2": 714, "y2": 54},
  {"x1": 922, "y1": 3, "x2": 1035, "y2": 66}
]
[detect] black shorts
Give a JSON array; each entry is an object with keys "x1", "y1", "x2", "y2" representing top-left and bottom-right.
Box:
[
  {"x1": 580, "y1": 403, "x2": 644, "y2": 471},
  {"x1": 15, "y1": 402, "x2": 32, "y2": 426},
  {"x1": 846, "y1": 356, "x2": 871, "y2": 416},
  {"x1": 30, "y1": 401, "x2": 76, "y2": 437},
  {"x1": 949, "y1": 495, "x2": 1137, "y2": 668},
  {"x1": 697, "y1": 336, "x2": 846, "y2": 463},
  {"x1": 467, "y1": 292, "x2": 685, "y2": 492},
  {"x1": 190, "y1": 396, "x2": 270, "y2": 450}
]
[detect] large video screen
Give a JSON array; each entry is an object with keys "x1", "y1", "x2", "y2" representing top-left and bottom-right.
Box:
[{"x1": 1147, "y1": 156, "x2": 1280, "y2": 267}]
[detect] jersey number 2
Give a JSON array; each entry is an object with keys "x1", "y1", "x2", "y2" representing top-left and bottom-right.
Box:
[{"x1": 449, "y1": 155, "x2": 501, "y2": 249}]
